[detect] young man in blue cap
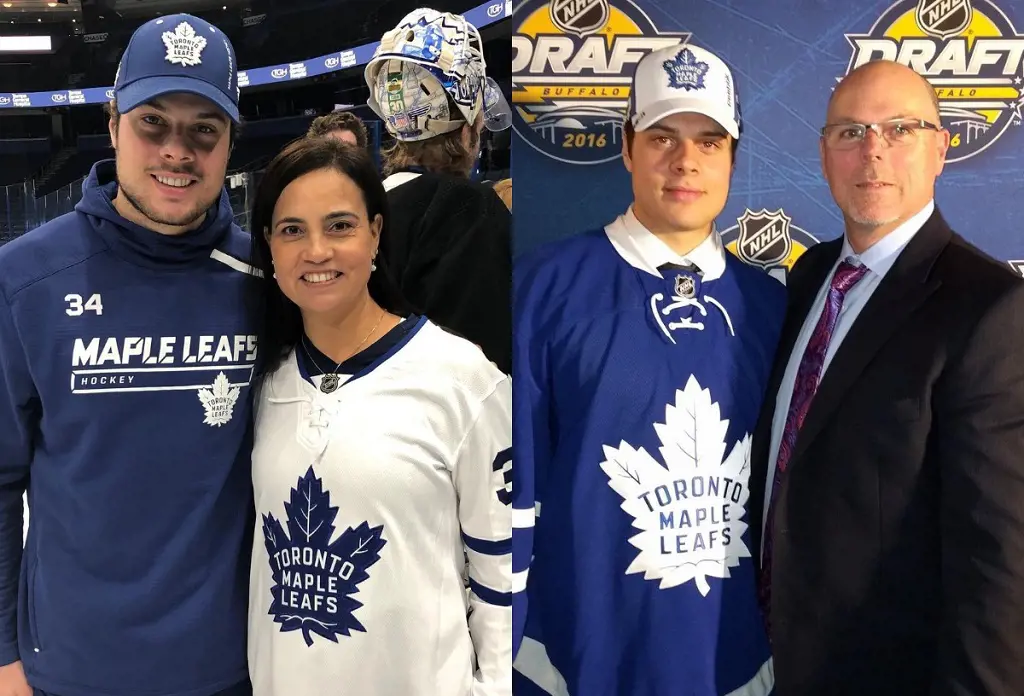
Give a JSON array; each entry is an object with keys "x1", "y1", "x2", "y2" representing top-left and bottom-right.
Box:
[{"x1": 0, "y1": 13, "x2": 254, "y2": 696}]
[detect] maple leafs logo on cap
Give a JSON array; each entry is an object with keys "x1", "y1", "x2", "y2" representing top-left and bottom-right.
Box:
[
  {"x1": 197, "y1": 372, "x2": 239, "y2": 427},
  {"x1": 663, "y1": 47, "x2": 709, "y2": 92},
  {"x1": 163, "y1": 21, "x2": 207, "y2": 67},
  {"x1": 262, "y1": 466, "x2": 386, "y2": 646}
]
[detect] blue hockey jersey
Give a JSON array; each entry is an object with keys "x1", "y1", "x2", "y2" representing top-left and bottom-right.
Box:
[
  {"x1": 0, "y1": 161, "x2": 258, "y2": 696},
  {"x1": 512, "y1": 208, "x2": 785, "y2": 696}
]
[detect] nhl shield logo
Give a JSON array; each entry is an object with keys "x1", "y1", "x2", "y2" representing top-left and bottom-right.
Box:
[
  {"x1": 915, "y1": 0, "x2": 973, "y2": 40},
  {"x1": 674, "y1": 274, "x2": 696, "y2": 299},
  {"x1": 736, "y1": 209, "x2": 793, "y2": 270},
  {"x1": 549, "y1": 0, "x2": 609, "y2": 38}
]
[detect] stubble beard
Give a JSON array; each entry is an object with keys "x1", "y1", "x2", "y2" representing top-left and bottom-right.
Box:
[
  {"x1": 120, "y1": 179, "x2": 216, "y2": 230},
  {"x1": 848, "y1": 210, "x2": 902, "y2": 228},
  {"x1": 845, "y1": 188, "x2": 902, "y2": 229}
]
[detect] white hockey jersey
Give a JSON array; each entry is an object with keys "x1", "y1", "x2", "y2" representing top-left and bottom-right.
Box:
[{"x1": 248, "y1": 317, "x2": 512, "y2": 696}]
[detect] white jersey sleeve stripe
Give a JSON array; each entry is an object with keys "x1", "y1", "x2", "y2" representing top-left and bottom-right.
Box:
[
  {"x1": 512, "y1": 506, "x2": 535, "y2": 529},
  {"x1": 452, "y1": 374, "x2": 512, "y2": 693},
  {"x1": 462, "y1": 531, "x2": 511, "y2": 556},
  {"x1": 512, "y1": 567, "x2": 528, "y2": 594},
  {"x1": 468, "y1": 577, "x2": 512, "y2": 607},
  {"x1": 466, "y1": 545, "x2": 511, "y2": 597}
]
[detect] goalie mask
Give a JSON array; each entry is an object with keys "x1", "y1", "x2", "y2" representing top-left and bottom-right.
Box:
[{"x1": 364, "y1": 8, "x2": 511, "y2": 142}]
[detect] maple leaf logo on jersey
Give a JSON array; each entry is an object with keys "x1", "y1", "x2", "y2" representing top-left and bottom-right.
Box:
[
  {"x1": 599, "y1": 375, "x2": 751, "y2": 595},
  {"x1": 197, "y1": 372, "x2": 239, "y2": 427},
  {"x1": 262, "y1": 466, "x2": 386, "y2": 647}
]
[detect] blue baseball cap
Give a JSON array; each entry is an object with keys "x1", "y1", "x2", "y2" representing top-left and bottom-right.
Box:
[{"x1": 114, "y1": 13, "x2": 240, "y2": 123}]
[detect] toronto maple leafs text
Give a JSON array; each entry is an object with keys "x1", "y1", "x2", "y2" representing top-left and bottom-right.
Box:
[
  {"x1": 270, "y1": 546, "x2": 357, "y2": 615},
  {"x1": 262, "y1": 468, "x2": 386, "y2": 645},
  {"x1": 638, "y1": 475, "x2": 744, "y2": 555}
]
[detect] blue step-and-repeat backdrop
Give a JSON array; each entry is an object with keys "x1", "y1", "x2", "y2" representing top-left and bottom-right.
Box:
[{"x1": 512, "y1": 0, "x2": 1024, "y2": 279}]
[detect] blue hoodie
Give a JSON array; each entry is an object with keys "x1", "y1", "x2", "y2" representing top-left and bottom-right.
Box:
[{"x1": 0, "y1": 160, "x2": 258, "y2": 696}]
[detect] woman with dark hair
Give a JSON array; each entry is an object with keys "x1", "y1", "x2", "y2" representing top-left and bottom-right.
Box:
[{"x1": 244, "y1": 137, "x2": 512, "y2": 696}]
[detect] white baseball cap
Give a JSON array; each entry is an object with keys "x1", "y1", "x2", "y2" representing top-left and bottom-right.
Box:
[{"x1": 628, "y1": 43, "x2": 742, "y2": 139}]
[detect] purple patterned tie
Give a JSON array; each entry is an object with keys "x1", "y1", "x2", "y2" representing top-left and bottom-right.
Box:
[{"x1": 758, "y1": 259, "x2": 869, "y2": 635}]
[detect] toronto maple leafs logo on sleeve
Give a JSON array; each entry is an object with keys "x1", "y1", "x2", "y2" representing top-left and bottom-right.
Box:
[
  {"x1": 262, "y1": 466, "x2": 386, "y2": 647},
  {"x1": 663, "y1": 47, "x2": 709, "y2": 92},
  {"x1": 599, "y1": 375, "x2": 751, "y2": 596}
]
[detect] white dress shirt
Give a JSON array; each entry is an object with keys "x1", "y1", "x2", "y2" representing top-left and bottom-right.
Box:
[
  {"x1": 761, "y1": 200, "x2": 936, "y2": 544},
  {"x1": 604, "y1": 205, "x2": 727, "y2": 280}
]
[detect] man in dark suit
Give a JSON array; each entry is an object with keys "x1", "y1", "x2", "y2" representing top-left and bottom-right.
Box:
[{"x1": 749, "y1": 58, "x2": 1024, "y2": 695}]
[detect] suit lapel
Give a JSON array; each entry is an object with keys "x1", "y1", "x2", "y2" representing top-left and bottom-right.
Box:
[
  {"x1": 775, "y1": 245, "x2": 841, "y2": 387},
  {"x1": 756, "y1": 241, "x2": 839, "y2": 450},
  {"x1": 788, "y1": 210, "x2": 952, "y2": 467}
]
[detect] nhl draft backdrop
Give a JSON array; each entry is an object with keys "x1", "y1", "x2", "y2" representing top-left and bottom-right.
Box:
[{"x1": 512, "y1": 0, "x2": 1024, "y2": 279}]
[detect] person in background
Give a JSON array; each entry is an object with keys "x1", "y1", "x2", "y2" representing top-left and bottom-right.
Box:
[
  {"x1": 306, "y1": 110, "x2": 369, "y2": 150},
  {"x1": 362, "y1": 7, "x2": 513, "y2": 374},
  {"x1": 245, "y1": 136, "x2": 511, "y2": 696},
  {"x1": 751, "y1": 59, "x2": 1024, "y2": 695},
  {"x1": 0, "y1": 13, "x2": 255, "y2": 696}
]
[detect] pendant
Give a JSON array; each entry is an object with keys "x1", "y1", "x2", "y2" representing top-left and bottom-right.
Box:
[{"x1": 320, "y1": 373, "x2": 340, "y2": 394}]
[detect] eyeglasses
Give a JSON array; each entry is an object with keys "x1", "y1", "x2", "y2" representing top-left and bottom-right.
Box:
[{"x1": 820, "y1": 118, "x2": 942, "y2": 149}]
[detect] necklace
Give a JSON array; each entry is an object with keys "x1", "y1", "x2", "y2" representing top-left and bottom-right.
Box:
[{"x1": 302, "y1": 309, "x2": 386, "y2": 394}]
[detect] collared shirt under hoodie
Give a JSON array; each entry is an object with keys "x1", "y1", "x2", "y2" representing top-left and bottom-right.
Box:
[
  {"x1": 0, "y1": 159, "x2": 258, "y2": 696},
  {"x1": 512, "y1": 209, "x2": 786, "y2": 695}
]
